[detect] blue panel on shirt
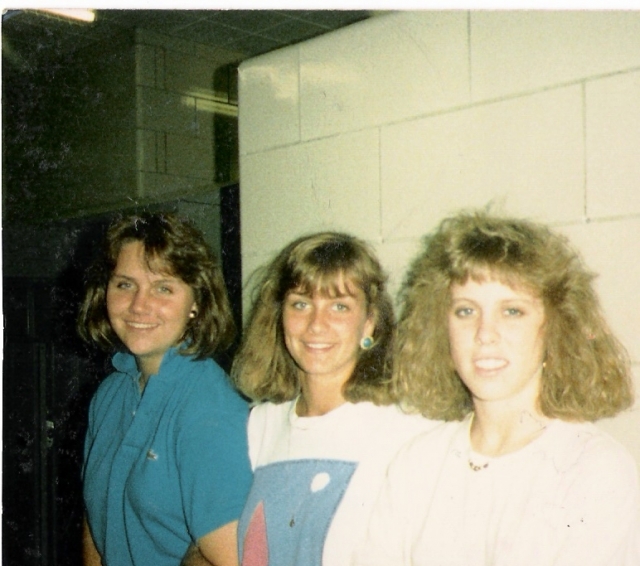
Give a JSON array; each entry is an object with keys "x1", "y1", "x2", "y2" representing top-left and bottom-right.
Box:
[{"x1": 239, "y1": 459, "x2": 357, "y2": 566}]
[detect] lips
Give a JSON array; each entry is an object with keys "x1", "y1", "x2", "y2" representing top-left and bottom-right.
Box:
[
  {"x1": 474, "y1": 358, "x2": 508, "y2": 371},
  {"x1": 304, "y1": 342, "x2": 333, "y2": 351},
  {"x1": 125, "y1": 321, "x2": 158, "y2": 330}
]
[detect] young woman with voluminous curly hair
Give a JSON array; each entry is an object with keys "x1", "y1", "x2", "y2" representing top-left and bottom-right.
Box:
[
  {"x1": 394, "y1": 210, "x2": 633, "y2": 421},
  {"x1": 78, "y1": 212, "x2": 252, "y2": 566},
  {"x1": 232, "y1": 231, "x2": 436, "y2": 566},
  {"x1": 357, "y1": 210, "x2": 639, "y2": 566}
]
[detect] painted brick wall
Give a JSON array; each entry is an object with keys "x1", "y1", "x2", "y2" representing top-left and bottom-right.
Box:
[{"x1": 238, "y1": 11, "x2": 640, "y2": 465}]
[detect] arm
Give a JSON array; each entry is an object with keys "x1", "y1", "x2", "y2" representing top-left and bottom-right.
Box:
[
  {"x1": 180, "y1": 544, "x2": 211, "y2": 566},
  {"x1": 82, "y1": 516, "x2": 103, "y2": 566},
  {"x1": 181, "y1": 521, "x2": 239, "y2": 566},
  {"x1": 177, "y1": 376, "x2": 252, "y2": 566}
]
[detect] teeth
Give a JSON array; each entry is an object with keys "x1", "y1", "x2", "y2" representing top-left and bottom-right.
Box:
[
  {"x1": 306, "y1": 343, "x2": 331, "y2": 350},
  {"x1": 475, "y1": 359, "x2": 507, "y2": 370},
  {"x1": 128, "y1": 322, "x2": 156, "y2": 329}
]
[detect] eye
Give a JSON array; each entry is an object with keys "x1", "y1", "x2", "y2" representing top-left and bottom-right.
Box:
[
  {"x1": 333, "y1": 302, "x2": 349, "y2": 312},
  {"x1": 505, "y1": 307, "x2": 524, "y2": 317},
  {"x1": 157, "y1": 285, "x2": 173, "y2": 294},
  {"x1": 453, "y1": 306, "x2": 474, "y2": 318},
  {"x1": 112, "y1": 279, "x2": 132, "y2": 290},
  {"x1": 288, "y1": 299, "x2": 307, "y2": 310}
]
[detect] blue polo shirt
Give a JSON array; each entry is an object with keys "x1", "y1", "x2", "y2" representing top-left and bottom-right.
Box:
[{"x1": 83, "y1": 347, "x2": 252, "y2": 565}]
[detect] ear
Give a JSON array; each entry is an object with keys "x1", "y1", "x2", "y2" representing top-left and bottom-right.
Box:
[
  {"x1": 189, "y1": 302, "x2": 198, "y2": 318},
  {"x1": 363, "y1": 310, "x2": 376, "y2": 339}
]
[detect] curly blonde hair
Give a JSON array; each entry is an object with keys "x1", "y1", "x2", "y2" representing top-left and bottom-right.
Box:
[
  {"x1": 232, "y1": 232, "x2": 396, "y2": 405},
  {"x1": 395, "y1": 210, "x2": 634, "y2": 422}
]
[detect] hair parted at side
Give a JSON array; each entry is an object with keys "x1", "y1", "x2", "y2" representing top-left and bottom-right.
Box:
[
  {"x1": 77, "y1": 212, "x2": 235, "y2": 358},
  {"x1": 395, "y1": 209, "x2": 633, "y2": 422},
  {"x1": 231, "y1": 231, "x2": 396, "y2": 405}
]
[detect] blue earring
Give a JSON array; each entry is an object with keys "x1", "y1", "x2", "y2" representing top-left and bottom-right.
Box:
[{"x1": 360, "y1": 336, "x2": 373, "y2": 350}]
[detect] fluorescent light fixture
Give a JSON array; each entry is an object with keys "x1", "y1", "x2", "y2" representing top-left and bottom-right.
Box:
[
  {"x1": 181, "y1": 96, "x2": 238, "y2": 117},
  {"x1": 37, "y1": 9, "x2": 96, "y2": 23}
]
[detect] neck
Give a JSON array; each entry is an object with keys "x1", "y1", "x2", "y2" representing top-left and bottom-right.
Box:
[
  {"x1": 138, "y1": 372, "x2": 151, "y2": 393},
  {"x1": 136, "y1": 358, "x2": 161, "y2": 393},
  {"x1": 297, "y1": 376, "x2": 347, "y2": 417},
  {"x1": 470, "y1": 405, "x2": 549, "y2": 457}
]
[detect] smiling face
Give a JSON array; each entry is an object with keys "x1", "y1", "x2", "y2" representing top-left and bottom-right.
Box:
[
  {"x1": 106, "y1": 240, "x2": 197, "y2": 378},
  {"x1": 448, "y1": 276, "x2": 546, "y2": 413},
  {"x1": 282, "y1": 273, "x2": 375, "y2": 394}
]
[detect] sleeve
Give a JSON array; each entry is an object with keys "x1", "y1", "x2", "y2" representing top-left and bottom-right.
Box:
[
  {"x1": 246, "y1": 404, "x2": 269, "y2": 470},
  {"x1": 82, "y1": 398, "x2": 95, "y2": 478},
  {"x1": 177, "y1": 378, "x2": 254, "y2": 541},
  {"x1": 82, "y1": 386, "x2": 102, "y2": 481},
  {"x1": 551, "y1": 437, "x2": 640, "y2": 566}
]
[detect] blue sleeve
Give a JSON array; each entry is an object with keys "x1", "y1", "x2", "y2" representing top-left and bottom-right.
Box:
[
  {"x1": 177, "y1": 369, "x2": 253, "y2": 540},
  {"x1": 83, "y1": 397, "x2": 95, "y2": 479}
]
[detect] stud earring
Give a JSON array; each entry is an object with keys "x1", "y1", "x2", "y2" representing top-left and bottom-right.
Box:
[
  {"x1": 360, "y1": 336, "x2": 374, "y2": 350},
  {"x1": 189, "y1": 310, "x2": 197, "y2": 319}
]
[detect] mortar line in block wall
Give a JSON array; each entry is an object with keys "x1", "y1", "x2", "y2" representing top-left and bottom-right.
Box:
[
  {"x1": 466, "y1": 10, "x2": 472, "y2": 102},
  {"x1": 247, "y1": 67, "x2": 640, "y2": 157},
  {"x1": 581, "y1": 81, "x2": 589, "y2": 220},
  {"x1": 297, "y1": 47, "x2": 302, "y2": 143},
  {"x1": 377, "y1": 126, "x2": 383, "y2": 241}
]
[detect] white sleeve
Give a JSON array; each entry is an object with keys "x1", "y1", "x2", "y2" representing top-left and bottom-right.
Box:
[{"x1": 246, "y1": 404, "x2": 267, "y2": 470}]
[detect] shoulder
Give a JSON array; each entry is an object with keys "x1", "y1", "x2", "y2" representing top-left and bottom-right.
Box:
[
  {"x1": 246, "y1": 400, "x2": 295, "y2": 467},
  {"x1": 173, "y1": 355, "x2": 249, "y2": 415},
  {"x1": 389, "y1": 419, "x2": 464, "y2": 466},
  {"x1": 333, "y1": 403, "x2": 445, "y2": 465},
  {"x1": 343, "y1": 403, "x2": 441, "y2": 439},
  {"x1": 370, "y1": 403, "x2": 441, "y2": 431},
  {"x1": 86, "y1": 369, "x2": 136, "y2": 434},
  {"x1": 548, "y1": 420, "x2": 639, "y2": 481},
  {"x1": 90, "y1": 369, "x2": 130, "y2": 407},
  {"x1": 248, "y1": 400, "x2": 294, "y2": 428}
]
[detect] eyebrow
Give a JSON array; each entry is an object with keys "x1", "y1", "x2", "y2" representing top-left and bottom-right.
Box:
[
  {"x1": 288, "y1": 290, "x2": 356, "y2": 299},
  {"x1": 111, "y1": 273, "x2": 178, "y2": 283},
  {"x1": 450, "y1": 296, "x2": 538, "y2": 306}
]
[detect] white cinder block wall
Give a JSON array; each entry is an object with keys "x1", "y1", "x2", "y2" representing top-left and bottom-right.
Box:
[{"x1": 238, "y1": 11, "x2": 640, "y2": 466}]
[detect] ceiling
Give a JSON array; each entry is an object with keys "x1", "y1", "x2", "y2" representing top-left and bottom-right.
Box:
[{"x1": 2, "y1": 9, "x2": 374, "y2": 71}]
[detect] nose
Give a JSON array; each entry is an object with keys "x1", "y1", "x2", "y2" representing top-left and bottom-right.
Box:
[
  {"x1": 129, "y1": 288, "x2": 151, "y2": 313},
  {"x1": 475, "y1": 312, "x2": 499, "y2": 345},
  {"x1": 308, "y1": 306, "x2": 328, "y2": 332}
]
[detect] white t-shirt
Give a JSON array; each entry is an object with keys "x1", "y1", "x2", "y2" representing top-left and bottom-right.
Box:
[
  {"x1": 237, "y1": 400, "x2": 438, "y2": 566},
  {"x1": 356, "y1": 414, "x2": 640, "y2": 566}
]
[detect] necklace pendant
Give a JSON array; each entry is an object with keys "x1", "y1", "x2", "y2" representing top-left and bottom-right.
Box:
[
  {"x1": 468, "y1": 459, "x2": 489, "y2": 472},
  {"x1": 289, "y1": 517, "x2": 295, "y2": 527}
]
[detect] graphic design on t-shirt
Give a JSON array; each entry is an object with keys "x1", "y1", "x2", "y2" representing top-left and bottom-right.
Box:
[{"x1": 239, "y1": 459, "x2": 357, "y2": 566}]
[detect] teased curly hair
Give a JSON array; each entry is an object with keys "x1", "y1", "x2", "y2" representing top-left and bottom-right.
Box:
[
  {"x1": 395, "y1": 210, "x2": 633, "y2": 422},
  {"x1": 232, "y1": 231, "x2": 396, "y2": 405},
  {"x1": 77, "y1": 212, "x2": 235, "y2": 358}
]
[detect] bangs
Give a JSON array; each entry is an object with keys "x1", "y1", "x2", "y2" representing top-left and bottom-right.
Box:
[
  {"x1": 290, "y1": 269, "x2": 363, "y2": 298},
  {"x1": 452, "y1": 262, "x2": 540, "y2": 296},
  {"x1": 276, "y1": 231, "x2": 379, "y2": 303},
  {"x1": 144, "y1": 252, "x2": 175, "y2": 276}
]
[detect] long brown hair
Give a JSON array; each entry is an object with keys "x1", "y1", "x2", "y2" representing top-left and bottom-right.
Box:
[{"x1": 232, "y1": 231, "x2": 396, "y2": 405}]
